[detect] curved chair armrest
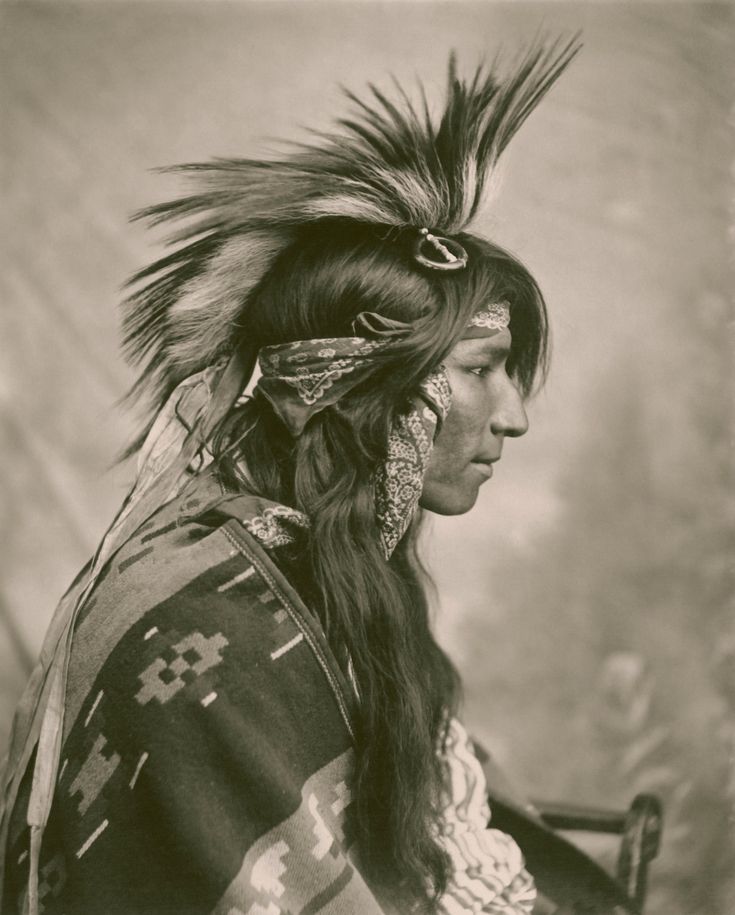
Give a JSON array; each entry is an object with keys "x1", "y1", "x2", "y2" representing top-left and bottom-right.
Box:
[
  {"x1": 534, "y1": 800, "x2": 629, "y2": 834},
  {"x1": 473, "y1": 738, "x2": 663, "y2": 913},
  {"x1": 616, "y1": 794, "x2": 663, "y2": 912},
  {"x1": 528, "y1": 793, "x2": 663, "y2": 913}
]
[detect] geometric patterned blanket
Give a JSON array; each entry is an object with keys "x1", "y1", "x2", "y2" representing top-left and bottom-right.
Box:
[
  {"x1": 1, "y1": 468, "x2": 632, "y2": 914},
  {"x1": 3, "y1": 472, "x2": 377, "y2": 914}
]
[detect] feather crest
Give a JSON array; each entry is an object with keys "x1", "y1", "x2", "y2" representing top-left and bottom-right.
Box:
[{"x1": 123, "y1": 37, "x2": 580, "y2": 417}]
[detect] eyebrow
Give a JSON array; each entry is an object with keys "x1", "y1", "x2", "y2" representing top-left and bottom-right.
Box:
[{"x1": 457, "y1": 338, "x2": 511, "y2": 359}]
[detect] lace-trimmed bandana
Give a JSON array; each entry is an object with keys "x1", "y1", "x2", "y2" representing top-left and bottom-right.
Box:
[{"x1": 256, "y1": 301, "x2": 510, "y2": 557}]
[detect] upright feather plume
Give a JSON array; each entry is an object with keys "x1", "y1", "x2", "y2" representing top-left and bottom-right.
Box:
[{"x1": 123, "y1": 38, "x2": 580, "y2": 417}]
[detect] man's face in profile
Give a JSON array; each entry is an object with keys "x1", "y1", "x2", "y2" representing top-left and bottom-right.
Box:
[{"x1": 420, "y1": 328, "x2": 528, "y2": 515}]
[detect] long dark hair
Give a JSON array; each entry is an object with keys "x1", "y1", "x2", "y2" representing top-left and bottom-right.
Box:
[{"x1": 212, "y1": 220, "x2": 548, "y2": 908}]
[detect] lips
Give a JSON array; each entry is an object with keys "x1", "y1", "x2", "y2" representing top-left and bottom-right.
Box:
[{"x1": 469, "y1": 458, "x2": 497, "y2": 479}]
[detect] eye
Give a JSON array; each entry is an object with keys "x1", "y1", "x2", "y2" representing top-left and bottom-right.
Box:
[{"x1": 468, "y1": 365, "x2": 491, "y2": 378}]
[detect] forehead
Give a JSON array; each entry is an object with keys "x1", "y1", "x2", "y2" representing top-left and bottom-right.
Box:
[{"x1": 448, "y1": 327, "x2": 512, "y2": 359}]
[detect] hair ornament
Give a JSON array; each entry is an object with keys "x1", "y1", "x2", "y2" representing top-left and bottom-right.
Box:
[{"x1": 413, "y1": 228, "x2": 468, "y2": 271}]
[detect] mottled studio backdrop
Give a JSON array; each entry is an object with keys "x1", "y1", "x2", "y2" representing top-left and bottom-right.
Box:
[{"x1": 1, "y1": 2, "x2": 733, "y2": 913}]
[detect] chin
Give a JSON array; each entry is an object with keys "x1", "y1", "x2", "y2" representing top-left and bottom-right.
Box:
[{"x1": 419, "y1": 484, "x2": 479, "y2": 516}]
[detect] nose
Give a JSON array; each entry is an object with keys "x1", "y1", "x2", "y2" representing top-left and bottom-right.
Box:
[{"x1": 490, "y1": 376, "x2": 529, "y2": 439}]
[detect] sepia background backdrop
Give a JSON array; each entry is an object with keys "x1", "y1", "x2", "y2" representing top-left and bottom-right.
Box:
[{"x1": 1, "y1": 2, "x2": 733, "y2": 912}]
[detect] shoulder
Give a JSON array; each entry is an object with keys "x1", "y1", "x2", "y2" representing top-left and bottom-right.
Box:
[
  {"x1": 64, "y1": 470, "x2": 355, "y2": 747},
  {"x1": 3, "y1": 476, "x2": 363, "y2": 915}
]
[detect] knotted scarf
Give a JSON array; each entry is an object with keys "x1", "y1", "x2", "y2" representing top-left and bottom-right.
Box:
[{"x1": 255, "y1": 311, "x2": 453, "y2": 557}]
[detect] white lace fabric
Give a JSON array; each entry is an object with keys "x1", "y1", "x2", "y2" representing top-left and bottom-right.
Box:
[{"x1": 468, "y1": 301, "x2": 510, "y2": 331}]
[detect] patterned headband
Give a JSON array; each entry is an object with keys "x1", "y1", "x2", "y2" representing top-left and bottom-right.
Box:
[
  {"x1": 255, "y1": 302, "x2": 509, "y2": 434},
  {"x1": 255, "y1": 301, "x2": 510, "y2": 556}
]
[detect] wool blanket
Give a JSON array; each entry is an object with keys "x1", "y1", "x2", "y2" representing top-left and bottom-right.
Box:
[
  {"x1": 1, "y1": 469, "x2": 633, "y2": 914},
  {"x1": 1, "y1": 470, "x2": 539, "y2": 914}
]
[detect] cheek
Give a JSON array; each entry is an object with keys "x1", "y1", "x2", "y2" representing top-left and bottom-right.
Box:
[
  {"x1": 428, "y1": 384, "x2": 488, "y2": 472},
  {"x1": 419, "y1": 392, "x2": 488, "y2": 515}
]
